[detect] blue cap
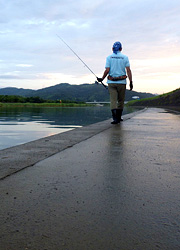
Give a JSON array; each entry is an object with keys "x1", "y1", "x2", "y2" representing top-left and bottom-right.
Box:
[{"x1": 113, "y1": 41, "x2": 122, "y2": 54}]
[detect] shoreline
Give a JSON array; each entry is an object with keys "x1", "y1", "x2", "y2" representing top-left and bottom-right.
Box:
[
  {"x1": 0, "y1": 108, "x2": 146, "y2": 180},
  {"x1": 0, "y1": 102, "x2": 92, "y2": 108},
  {"x1": 126, "y1": 105, "x2": 180, "y2": 112},
  {"x1": 1, "y1": 107, "x2": 180, "y2": 249}
]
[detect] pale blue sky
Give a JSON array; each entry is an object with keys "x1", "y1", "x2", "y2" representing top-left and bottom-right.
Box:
[{"x1": 0, "y1": 0, "x2": 180, "y2": 94}]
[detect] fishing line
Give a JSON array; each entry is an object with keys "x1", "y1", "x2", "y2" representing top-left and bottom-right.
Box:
[{"x1": 56, "y1": 34, "x2": 108, "y2": 89}]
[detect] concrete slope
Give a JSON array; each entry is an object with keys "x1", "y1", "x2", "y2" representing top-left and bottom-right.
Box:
[
  {"x1": 0, "y1": 109, "x2": 144, "y2": 180},
  {"x1": 0, "y1": 108, "x2": 180, "y2": 250}
]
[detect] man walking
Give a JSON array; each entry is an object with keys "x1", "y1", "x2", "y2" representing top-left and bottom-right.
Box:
[{"x1": 97, "y1": 41, "x2": 133, "y2": 124}]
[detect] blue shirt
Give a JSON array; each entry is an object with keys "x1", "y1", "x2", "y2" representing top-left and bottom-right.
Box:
[{"x1": 105, "y1": 51, "x2": 130, "y2": 84}]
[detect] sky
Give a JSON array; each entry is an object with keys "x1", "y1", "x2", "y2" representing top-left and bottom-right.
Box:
[{"x1": 0, "y1": 0, "x2": 180, "y2": 94}]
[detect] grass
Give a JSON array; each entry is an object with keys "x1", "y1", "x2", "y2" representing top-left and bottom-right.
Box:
[
  {"x1": 127, "y1": 88, "x2": 180, "y2": 107},
  {"x1": 126, "y1": 96, "x2": 159, "y2": 106},
  {"x1": 0, "y1": 102, "x2": 91, "y2": 108}
]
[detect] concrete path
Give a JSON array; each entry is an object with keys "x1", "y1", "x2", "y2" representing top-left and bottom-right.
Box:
[
  {"x1": 0, "y1": 108, "x2": 180, "y2": 250},
  {"x1": 0, "y1": 109, "x2": 143, "y2": 180}
]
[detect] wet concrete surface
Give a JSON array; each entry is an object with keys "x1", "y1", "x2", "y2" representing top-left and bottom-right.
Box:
[
  {"x1": 0, "y1": 109, "x2": 142, "y2": 180},
  {"x1": 0, "y1": 108, "x2": 180, "y2": 250}
]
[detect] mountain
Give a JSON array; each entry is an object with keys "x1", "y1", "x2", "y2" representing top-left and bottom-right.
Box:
[
  {"x1": 0, "y1": 87, "x2": 34, "y2": 97},
  {"x1": 128, "y1": 88, "x2": 180, "y2": 107},
  {"x1": 0, "y1": 83, "x2": 155, "y2": 102}
]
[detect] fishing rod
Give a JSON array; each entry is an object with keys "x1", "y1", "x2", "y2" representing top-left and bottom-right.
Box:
[{"x1": 56, "y1": 34, "x2": 108, "y2": 89}]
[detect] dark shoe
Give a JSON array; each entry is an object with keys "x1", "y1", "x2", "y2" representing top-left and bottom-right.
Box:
[
  {"x1": 111, "y1": 109, "x2": 119, "y2": 124},
  {"x1": 111, "y1": 120, "x2": 119, "y2": 124},
  {"x1": 116, "y1": 109, "x2": 123, "y2": 122}
]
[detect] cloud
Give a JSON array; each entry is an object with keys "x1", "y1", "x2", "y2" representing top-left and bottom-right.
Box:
[
  {"x1": 0, "y1": 0, "x2": 180, "y2": 93},
  {"x1": 16, "y1": 64, "x2": 33, "y2": 68},
  {"x1": 0, "y1": 75, "x2": 22, "y2": 79}
]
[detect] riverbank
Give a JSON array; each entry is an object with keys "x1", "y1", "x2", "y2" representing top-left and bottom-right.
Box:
[
  {"x1": 0, "y1": 105, "x2": 141, "y2": 150},
  {"x1": 127, "y1": 87, "x2": 180, "y2": 107},
  {"x1": 0, "y1": 108, "x2": 144, "y2": 179},
  {"x1": 0, "y1": 102, "x2": 91, "y2": 108},
  {"x1": 126, "y1": 105, "x2": 180, "y2": 113},
  {"x1": 0, "y1": 108, "x2": 179, "y2": 249}
]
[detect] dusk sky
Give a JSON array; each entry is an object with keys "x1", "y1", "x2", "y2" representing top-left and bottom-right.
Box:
[{"x1": 0, "y1": 0, "x2": 180, "y2": 94}]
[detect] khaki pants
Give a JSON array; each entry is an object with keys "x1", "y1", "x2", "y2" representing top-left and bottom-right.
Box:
[{"x1": 108, "y1": 83, "x2": 126, "y2": 110}]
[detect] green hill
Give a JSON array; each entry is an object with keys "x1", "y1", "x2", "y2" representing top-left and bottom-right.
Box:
[
  {"x1": 128, "y1": 88, "x2": 180, "y2": 107},
  {"x1": 0, "y1": 83, "x2": 154, "y2": 102}
]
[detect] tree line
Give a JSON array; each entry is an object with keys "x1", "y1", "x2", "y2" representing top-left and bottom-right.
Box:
[
  {"x1": 0, "y1": 95, "x2": 53, "y2": 103},
  {"x1": 0, "y1": 95, "x2": 84, "y2": 104}
]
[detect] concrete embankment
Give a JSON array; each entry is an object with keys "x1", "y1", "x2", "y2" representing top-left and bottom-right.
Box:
[
  {"x1": 0, "y1": 108, "x2": 180, "y2": 250},
  {"x1": 0, "y1": 109, "x2": 144, "y2": 180}
]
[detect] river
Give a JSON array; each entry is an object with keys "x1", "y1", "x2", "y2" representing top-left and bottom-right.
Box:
[{"x1": 0, "y1": 105, "x2": 139, "y2": 150}]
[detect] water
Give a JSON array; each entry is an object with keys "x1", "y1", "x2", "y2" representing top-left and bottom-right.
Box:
[{"x1": 0, "y1": 106, "x2": 139, "y2": 150}]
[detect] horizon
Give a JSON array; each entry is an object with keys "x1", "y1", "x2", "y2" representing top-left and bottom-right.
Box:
[
  {"x1": 0, "y1": 0, "x2": 180, "y2": 94},
  {"x1": 1, "y1": 82, "x2": 179, "y2": 96}
]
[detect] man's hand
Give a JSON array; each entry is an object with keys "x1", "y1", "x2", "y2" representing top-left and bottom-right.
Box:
[
  {"x1": 97, "y1": 77, "x2": 103, "y2": 82},
  {"x1": 130, "y1": 81, "x2": 133, "y2": 91}
]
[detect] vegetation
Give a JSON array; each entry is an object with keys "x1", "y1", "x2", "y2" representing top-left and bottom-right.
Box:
[
  {"x1": 0, "y1": 95, "x2": 48, "y2": 103},
  {"x1": 0, "y1": 95, "x2": 89, "y2": 107},
  {"x1": 127, "y1": 88, "x2": 180, "y2": 107},
  {"x1": 0, "y1": 103, "x2": 90, "y2": 108}
]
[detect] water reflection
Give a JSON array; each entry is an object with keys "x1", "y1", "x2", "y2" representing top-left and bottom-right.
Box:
[{"x1": 0, "y1": 106, "x2": 139, "y2": 150}]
